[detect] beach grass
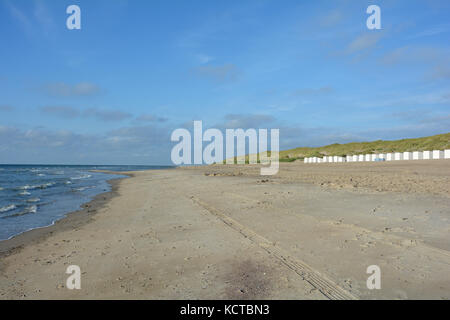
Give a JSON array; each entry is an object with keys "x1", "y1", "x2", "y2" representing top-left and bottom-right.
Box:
[
  {"x1": 223, "y1": 132, "x2": 450, "y2": 164},
  {"x1": 279, "y1": 132, "x2": 450, "y2": 161}
]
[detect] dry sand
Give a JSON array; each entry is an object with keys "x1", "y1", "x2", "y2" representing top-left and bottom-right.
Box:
[{"x1": 0, "y1": 160, "x2": 449, "y2": 299}]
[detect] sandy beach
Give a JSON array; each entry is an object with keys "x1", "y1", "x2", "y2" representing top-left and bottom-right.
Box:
[{"x1": 1, "y1": 160, "x2": 449, "y2": 299}]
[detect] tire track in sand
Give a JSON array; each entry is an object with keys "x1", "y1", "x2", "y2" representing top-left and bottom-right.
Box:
[
  {"x1": 224, "y1": 191, "x2": 450, "y2": 259},
  {"x1": 189, "y1": 195, "x2": 358, "y2": 300}
]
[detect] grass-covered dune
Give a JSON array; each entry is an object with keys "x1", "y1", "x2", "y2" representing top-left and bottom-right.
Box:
[
  {"x1": 224, "y1": 132, "x2": 450, "y2": 163},
  {"x1": 279, "y1": 132, "x2": 450, "y2": 162}
]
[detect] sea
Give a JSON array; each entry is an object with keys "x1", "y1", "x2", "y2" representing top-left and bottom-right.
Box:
[{"x1": 0, "y1": 165, "x2": 172, "y2": 241}]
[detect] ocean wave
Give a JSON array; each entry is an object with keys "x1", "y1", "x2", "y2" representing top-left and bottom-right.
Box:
[
  {"x1": 3, "y1": 205, "x2": 37, "y2": 218},
  {"x1": 27, "y1": 198, "x2": 40, "y2": 203},
  {"x1": 0, "y1": 204, "x2": 16, "y2": 213},
  {"x1": 18, "y1": 185, "x2": 33, "y2": 190},
  {"x1": 17, "y1": 182, "x2": 56, "y2": 190},
  {"x1": 73, "y1": 186, "x2": 96, "y2": 192},
  {"x1": 71, "y1": 174, "x2": 92, "y2": 180},
  {"x1": 0, "y1": 187, "x2": 4, "y2": 191},
  {"x1": 42, "y1": 182, "x2": 56, "y2": 188},
  {"x1": 19, "y1": 190, "x2": 31, "y2": 196}
]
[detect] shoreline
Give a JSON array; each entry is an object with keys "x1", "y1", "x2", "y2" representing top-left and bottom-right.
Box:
[{"x1": 0, "y1": 171, "x2": 133, "y2": 258}]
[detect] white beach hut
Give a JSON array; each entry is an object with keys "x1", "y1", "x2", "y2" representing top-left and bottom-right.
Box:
[
  {"x1": 346, "y1": 155, "x2": 352, "y2": 162},
  {"x1": 364, "y1": 154, "x2": 371, "y2": 161},
  {"x1": 378, "y1": 153, "x2": 386, "y2": 160},
  {"x1": 432, "y1": 150, "x2": 444, "y2": 159},
  {"x1": 371, "y1": 154, "x2": 377, "y2": 161},
  {"x1": 358, "y1": 155, "x2": 364, "y2": 162},
  {"x1": 423, "y1": 151, "x2": 431, "y2": 160},
  {"x1": 445, "y1": 150, "x2": 450, "y2": 159},
  {"x1": 352, "y1": 155, "x2": 358, "y2": 162},
  {"x1": 394, "y1": 152, "x2": 403, "y2": 161},
  {"x1": 412, "y1": 151, "x2": 423, "y2": 160},
  {"x1": 403, "y1": 152, "x2": 412, "y2": 161}
]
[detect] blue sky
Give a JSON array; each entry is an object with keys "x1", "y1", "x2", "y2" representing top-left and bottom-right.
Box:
[{"x1": 0, "y1": 0, "x2": 449, "y2": 164}]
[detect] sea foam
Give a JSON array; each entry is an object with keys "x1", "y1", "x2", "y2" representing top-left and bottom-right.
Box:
[
  {"x1": 0, "y1": 204, "x2": 16, "y2": 213},
  {"x1": 71, "y1": 174, "x2": 92, "y2": 180}
]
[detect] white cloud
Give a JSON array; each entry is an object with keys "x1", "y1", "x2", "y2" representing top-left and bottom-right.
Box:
[
  {"x1": 40, "y1": 106, "x2": 133, "y2": 122},
  {"x1": 4, "y1": 0, "x2": 55, "y2": 35},
  {"x1": 40, "y1": 106, "x2": 80, "y2": 118},
  {"x1": 0, "y1": 124, "x2": 172, "y2": 164},
  {"x1": 196, "y1": 54, "x2": 215, "y2": 64},
  {"x1": 42, "y1": 82, "x2": 102, "y2": 97},
  {"x1": 83, "y1": 108, "x2": 132, "y2": 122},
  {"x1": 346, "y1": 32, "x2": 383, "y2": 54},
  {"x1": 4, "y1": 0, "x2": 32, "y2": 31},
  {"x1": 217, "y1": 114, "x2": 276, "y2": 129},
  {"x1": 292, "y1": 87, "x2": 334, "y2": 96},
  {"x1": 408, "y1": 24, "x2": 450, "y2": 39},
  {"x1": 428, "y1": 65, "x2": 450, "y2": 81},
  {"x1": 318, "y1": 10, "x2": 344, "y2": 28},
  {"x1": 33, "y1": 0, "x2": 54, "y2": 31},
  {"x1": 192, "y1": 64, "x2": 241, "y2": 83},
  {"x1": 379, "y1": 46, "x2": 444, "y2": 65},
  {"x1": 136, "y1": 114, "x2": 168, "y2": 123},
  {"x1": 0, "y1": 105, "x2": 14, "y2": 112}
]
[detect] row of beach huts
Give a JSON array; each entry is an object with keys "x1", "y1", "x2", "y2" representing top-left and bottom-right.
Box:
[{"x1": 304, "y1": 150, "x2": 450, "y2": 163}]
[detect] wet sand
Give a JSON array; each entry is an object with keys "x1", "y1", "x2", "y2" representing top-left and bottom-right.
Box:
[{"x1": 0, "y1": 161, "x2": 449, "y2": 299}]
